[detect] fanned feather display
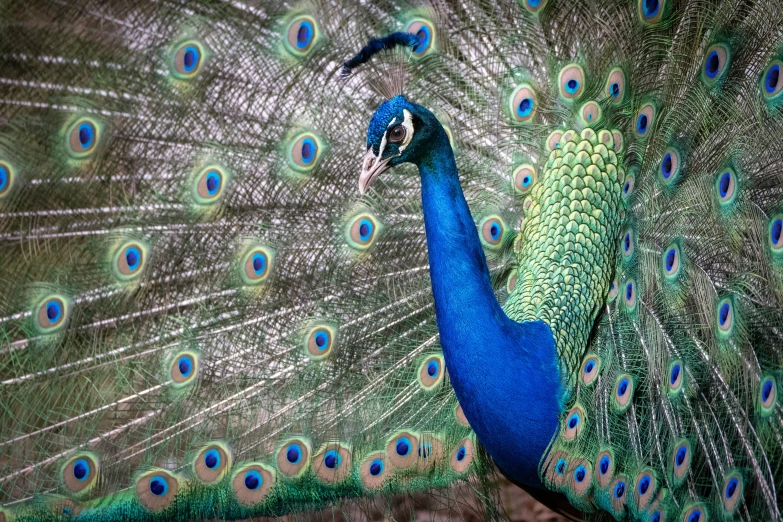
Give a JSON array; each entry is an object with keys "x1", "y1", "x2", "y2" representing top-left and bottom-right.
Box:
[{"x1": 0, "y1": 0, "x2": 781, "y2": 521}]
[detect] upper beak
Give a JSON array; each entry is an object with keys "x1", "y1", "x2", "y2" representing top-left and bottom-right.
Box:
[{"x1": 359, "y1": 148, "x2": 392, "y2": 195}]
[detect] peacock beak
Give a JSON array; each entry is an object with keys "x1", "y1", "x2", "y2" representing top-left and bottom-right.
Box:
[{"x1": 359, "y1": 148, "x2": 392, "y2": 195}]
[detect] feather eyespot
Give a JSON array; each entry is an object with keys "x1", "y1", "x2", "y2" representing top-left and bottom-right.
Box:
[
  {"x1": 662, "y1": 243, "x2": 681, "y2": 280},
  {"x1": 232, "y1": 464, "x2": 274, "y2": 505},
  {"x1": 170, "y1": 351, "x2": 198, "y2": 386},
  {"x1": 346, "y1": 212, "x2": 380, "y2": 250},
  {"x1": 450, "y1": 438, "x2": 474, "y2": 473},
  {"x1": 509, "y1": 85, "x2": 537, "y2": 123},
  {"x1": 288, "y1": 133, "x2": 323, "y2": 173},
  {"x1": 759, "y1": 376, "x2": 777, "y2": 414},
  {"x1": 240, "y1": 246, "x2": 274, "y2": 285},
  {"x1": 595, "y1": 450, "x2": 614, "y2": 487},
  {"x1": 387, "y1": 432, "x2": 418, "y2": 469},
  {"x1": 35, "y1": 295, "x2": 71, "y2": 333},
  {"x1": 671, "y1": 439, "x2": 691, "y2": 484},
  {"x1": 193, "y1": 165, "x2": 228, "y2": 205},
  {"x1": 610, "y1": 476, "x2": 628, "y2": 513},
  {"x1": 581, "y1": 355, "x2": 600, "y2": 385},
  {"x1": 314, "y1": 443, "x2": 352, "y2": 483},
  {"x1": 768, "y1": 216, "x2": 783, "y2": 254},
  {"x1": 137, "y1": 470, "x2": 179, "y2": 511},
  {"x1": 635, "y1": 470, "x2": 656, "y2": 509},
  {"x1": 621, "y1": 229, "x2": 634, "y2": 259},
  {"x1": 683, "y1": 504, "x2": 707, "y2": 522},
  {"x1": 506, "y1": 270, "x2": 518, "y2": 293},
  {"x1": 716, "y1": 169, "x2": 737, "y2": 206},
  {"x1": 418, "y1": 354, "x2": 445, "y2": 391},
  {"x1": 668, "y1": 360, "x2": 683, "y2": 394},
  {"x1": 277, "y1": 439, "x2": 310, "y2": 477},
  {"x1": 605, "y1": 68, "x2": 626, "y2": 102},
  {"x1": 660, "y1": 148, "x2": 681, "y2": 184},
  {"x1": 285, "y1": 16, "x2": 319, "y2": 56},
  {"x1": 559, "y1": 64, "x2": 585, "y2": 100},
  {"x1": 360, "y1": 453, "x2": 388, "y2": 489},
  {"x1": 563, "y1": 406, "x2": 584, "y2": 439},
  {"x1": 623, "y1": 279, "x2": 637, "y2": 310},
  {"x1": 171, "y1": 40, "x2": 206, "y2": 79},
  {"x1": 703, "y1": 44, "x2": 730, "y2": 84},
  {"x1": 622, "y1": 175, "x2": 634, "y2": 200},
  {"x1": 614, "y1": 374, "x2": 634, "y2": 412},
  {"x1": 0, "y1": 161, "x2": 16, "y2": 199},
  {"x1": 607, "y1": 278, "x2": 619, "y2": 302},
  {"x1": 62, "y1": 454, "x2": 99, "y2": 495},
  {"x1": 546, "y1": 130, "x2": 564, "y2": 152},
  {"x1": 194, "y1": 443, "x2": 232, "y2": 484},
  {"x1": 634, "y1": 104, "x2": 655, "y2": 137},
  {"x1": 721, "y1": 473, "x2": 743, "y2": 515},
  {"x1": 716, "y1": 297, "x2": 734, "y2": 337},
  {"x1": 112, "y1": 241, "x2": 148, "y2": 282},
  {"x1": 305, "y1": 324, "x2": 336, "y2": 360},
  {"x1": 407, "y1": 19, "x2": 435, "y2": 57},
  {"x1": 480, "y1": 216, "x2": 506, "y2": 248},
  {"x1": 762, "y1": 60, "x2": 783, "y2": 99},
  {"x1": 521, "y1": 0, "x2": 549, "y2": 14},
  {"x1": 639, "y1": 0, "x2": 664, "y2": 23},
  {"x1": 580, "y1": 101, "x2": 602, "y2": 125},
  {"x1": 66, "y1": 118, "x2": 102, "y2": 159}
]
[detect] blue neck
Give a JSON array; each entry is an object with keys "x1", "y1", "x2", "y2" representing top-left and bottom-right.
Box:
[{"x1": 417, "y1": 129, "x2": 563, "y2": 488}]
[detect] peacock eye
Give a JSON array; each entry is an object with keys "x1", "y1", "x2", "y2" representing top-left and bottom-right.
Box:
[{"x1": 388, "y1": 125, "x2": 406, "y2": 143}]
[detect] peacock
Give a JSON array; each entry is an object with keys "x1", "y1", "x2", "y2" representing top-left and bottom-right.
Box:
[{"x1": 1, "y1": 0, "x2": 782, "y2": 521}]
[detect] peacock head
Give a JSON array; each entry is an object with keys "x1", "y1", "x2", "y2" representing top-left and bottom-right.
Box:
[{"x1": 359, "y1": 95, "x2": 445, "y2": 194}]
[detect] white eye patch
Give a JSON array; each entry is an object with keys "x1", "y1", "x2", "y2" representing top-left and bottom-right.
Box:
[{"x1": 377, "y1": 110, "x2": 415, "y2": 159}]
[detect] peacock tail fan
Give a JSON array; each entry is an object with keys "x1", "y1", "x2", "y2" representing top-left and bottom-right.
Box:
[{"x1": 0, "y1": 0, "x2": 781, "y2": 521}]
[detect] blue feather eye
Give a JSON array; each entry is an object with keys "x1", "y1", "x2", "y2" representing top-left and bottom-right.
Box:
[
  {"x1": 149, "y1": 476, "x2": 168, "y2": 496},
  {"x1": 244, "y1": 470, "x2": 262, "y2": 490},
  {"x1": 479, "y1": 215, "x2": 506, "y2": 248},
  {"x1": 662, "y1": 243, "x2": 681, "y2": 280},
  {"x1": 634, "y1": 104, "x2": 655, "y2": 137},
  {"x1": 194, "y1": 443, "x2": 231, "y2": 484},
  {"x1": 721, "y1": 474, "x2": 743, "y2": 515},
  {"x1": 287, "y1": 133, "x2": 323, "y2": 173},
  {"x1": 170, "y1": 351, "x2": 198, "y2": 386},
  {"x1": 66, "y1": 117, "x2": 102, "y2": 158},
  {"x1": 171, "y1": 40, "x2": 206, "y2": 79},
  {"x1": 599, "y1": 455, "x2": 611, "y2": 476},
  {"x1": 639, "y1": 0, "x2": 664, "y2": 23},
  {"x1": 276, "y1": 439, "x2": 310, "y2": 477},
  {"x1": 313, "y1": 444, "x2": 351, "y2": 483},
  {"x1": 240, "y1": 245, "x2": 274, "y2": 285},
  {"x1": 581, "y1": 354, "x2": 600, "y2": 385},
  {"x1": 613, "y1": 480, "x2": 625, "y2": 498},
  {"x1": 716, "y1": 169, "x2": 737, "y2": 206},
  {"x1": 345, "y1": 212, "x2": 380, "y2": 250},
  {"x1": 762, "y1": 60, "x2": 783, "y2": 99},
  {"x1": 407, "y1": 19, "x2": 436, "y2": 57},
  {"x1": 634, "y1": 471, "x2": 656, "y2": 509},
  {"x1": 0, "y1": 161, "x2": 15, "y2": 198},
  {"x1": 563, "y1": 406, "x2": 584, "y2": 439},
  {"x1": 621, "y1": 230, "x2": 634, "y2": 259},
  {"x1": 768, "y1": 216, "x2": 783, "y2": 254},
  {"x1": 702, "y1": 44, "x2": 730, "y2": 84},
  {"x1": 559, "y1": 64, "x2": 585, "y2": 100},
  {"x1": 683, "y1": 505, "x2": 706, "y2": 522},
  {"x1": 716, "y1": 297, "x2": 734, "y2": 337},
  {"x1": 759, "y1": 376, "x2": 777, "y2": 414},
  {"x1": 580, "y1": 101, "x2": 602, "y2": 125},
  {"x1": 370, "y1": 459, "x2": 383, "y2": 475},
  {"x1": 35, "y1": 295, "x2": 70, "y2": 333},
  {"x1": 113, "y1": 241, "x2": 148, "y2": 282},
  {"x1": 671, "y1": 439, "x2": 691, "y2": 485},
  {"x1": 418, "y1": 355, "x2": 445, "y2": 390},
  {"x1": 305, "y1": 324, "x2": 336, "y2": 360},
  {"x1": 660, "y1": 148, "x2": 681, "y2": 184},
  {"x1": 63, "y1": 454, "x2": 99, "y2": 495},
  {"x1": 614, "y1": 374, "x2": 634, "y2": 412},
  {"x1": 232, "y1": 464, "x2": 274, "y2": 505},
  {"x1": 360, "y1": 453, "x2": 388, "y2": 489},
  {"x1": 323, "y1": 450, "x2": 340, "y2": 469},
  {"x1": 521, "y1": 0, "x2": 549, "y2": 14},
  {"x1": 450, "y1": 438, "x2": 474, "y2": 473},
  {"x1": 546, "y1": 129, "x2": 564, "y2": 151},
  {"x1": 396, "y1": 437, "x2": 411, "y2": 456},
  {"x1": 605, "y1": 68, "x2": 626, "y2": 102},
  {"x1": 607, "y1": 278, "x2": 619, "y2": 302},
  {"x1": 509, "y1": 85, "x2": 537, "y2": 123},
  {"x1": 387, "y1": 431, "x2": 419, "y2": 468},
  {"x1": 193, "y1": 165, "x2": 229, "y2": 206},
  {"x1": 623, "y1": 279, "x2": 637, "y2": 310},
  {"x1": 137, "y1": 470, "x2": 179, "y2": 511},
  {"x1": 285, "y1": 15, "x2": 319, "y2": 56},
  {"x1": 668, "y1": 360, "x2": 683, "y2": 395}
]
